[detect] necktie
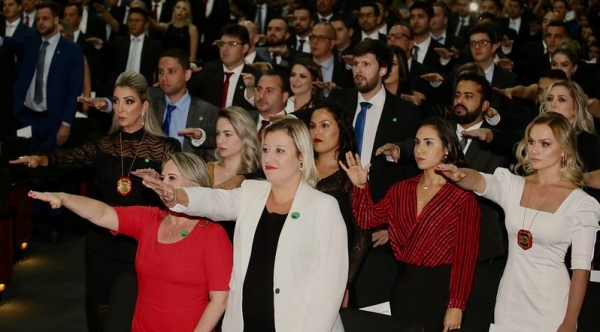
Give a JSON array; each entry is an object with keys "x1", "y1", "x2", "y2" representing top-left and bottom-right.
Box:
[
  {"x1": 256, "y1": 5, "x2": 263, "y2": 34},
  {"x1": 25, "y1": 15, "x2": 30, "y2": 27},
  {"x1": 34, "y1": 41, "x2": 49, "y2": 105},
  {"x1": 412, "y1": 45, "x2": 419, "y2": 62},
  {"x1": 460, "y1": 136, "x2": 469, "y2": 151},
  {"x1": 152, "y1": 3, "x2": 158, "y2": 20},
  {"x1": 354, "y1": 102, "x2": 372, "y2": 156},
  {"x1": 221, "y1": 72, "x2": 233, "y2": 108},
  {"x1": 298, "y1": 39, "x2": 306, "y2": 52},
  {"x1": 455, "y1": 18, "x2": 464, "y2": 37},
  {"x1": 162, "y1": 104, "x2": 177, "y2": 136},
  {"x1": 127, "y1": 38, "x2": 139, "y2": 72},
  {"x1": 258, "y1": 119, "x2": 270, "y2": 141}
]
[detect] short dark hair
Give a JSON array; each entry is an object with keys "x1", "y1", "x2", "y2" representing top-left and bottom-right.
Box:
[
  {"x1": 128, "y1": 7, "x2": 149, "y2": 20},
  {"x1": 547, "y1": 20, "x2": 568, "y2": 31},
  {"x1": 432, "y1": 2, "x2": 450, "y2": 18},
  {"x1": 353, "y1": 39, "x2": 392, "y2": 80},
  {"x1": 260, "y1": 69, "x2": 290, "y2": 95},
  {"x1": 64, "y1": 3, "x2": 83, "y2": 17},
  {"x1": 36, "y1": 2, "x2": 60, "y2": 17},
  {"x1": 468, "y1": 22, "x2": 498, "y2": 44},
  {"x1": 481, "y1": 0, "x2": 503, "y2": 10},
  {"x1": 553, "y1": 0, "x2": 570, "y2": 9},
  {"x1": 538, "y1": 69, "x2": 568, "y2": 81},
  {"x1": 329, "y1": 13, "x2": 353, "y2": 30},
  {"x1": 311, "y1": 102, "x2": 357, "y2": 161},
  {"x1": 360, "y1": 2, "x2": 381, "y2": 16},
  {"x1": 409, "y1": 1, "x2": 434, "y2": 20},
  {"x1": 417, "y1": 117, "x2": 466, "y2": 167},
  {"x1": 293, "y1": 5, "x2": 312, "y2": 15},
  {"x1": 220, "y1": 23, "x2": 250, "y2": 45},
  {"x1": 509, "y1": 0, "x2": 525, "y2": 9},
  {"x1": 159, "y1": 48, "x2": 190, "y2": 71},
  {"x1": 477, "y1": 12, "x2": 499, "y2": 23},
  {"x1": 454, "y1": 72, "x2": 493, "y2": 103}
]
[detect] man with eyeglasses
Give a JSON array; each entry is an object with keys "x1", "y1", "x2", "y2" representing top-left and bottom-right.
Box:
[
  {"x1": 187, "y1": 24, "x2": 257, "y2": 110},
  {"x1": 351, "y1": 3, "x2": 386, "y2": 45}
]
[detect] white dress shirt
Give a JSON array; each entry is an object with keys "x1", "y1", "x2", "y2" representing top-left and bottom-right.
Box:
[
  {"x1": 245, "y1": 51, "x2": 257, "y2": 64},
  {"x1": 509, "y1": 17, "x2": 521, "y2": 32},
  {"x1": 223, "y1": 63, "x2": 244, "y2": 108},
  {"x1": 413, "y1": 35, "x2": 432, "y2": 64},
  {"x1": 456, "y1": 121, "x2": 483, "y2": 153},
  {"x1": 483, "y1": 62, "x2": 495, "y2": 84},
  {"x1": 431, "y1": 30, "x2": 447, "y2": 45},
  {"x1": 361, "y1": 30, "x2": 380, "y2": 41},
  {"x1": 4, "y1": 18, "x2": 20, "y2": 37},
  {"x1": 378, "y1": 23, "x2": 388, "y2": 35},
  {"x1": 24, "y1": 33, "x2": 61, "y2": 112},
  {"x1": 24, "y1": 10, "x2": 36, "y2": 28},
  {"x1": 354, "y1": 85, "x2": 386, "y2": 166},
  {"x1": 257, "y1": 109, "x2": 287, "y2": 131},
  {"x1": 297, "y1": 36, "x2": 310, "y2": 53},
  {"x1": 205, "y1": 0, "x2": 214, "y2": 17},
  {"x1": 73, "y1": 29, "x2": 81, "y2": 43},
  {"x1": 126, "y1": 34, "x2": 145, "y2": 73},
  {"x1": 80, "y1": 7, "x2": 89, "y2": 34}
]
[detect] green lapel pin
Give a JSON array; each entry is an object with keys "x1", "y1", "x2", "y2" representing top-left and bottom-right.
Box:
[
  {"x1": 392, "y1": 118, "x2": 398, "y2": 122},
  {"x1": 291, "y1": 212, "x2": 300, "y2": 220},
  {"x1": 198, "y1": 116, "x2": 204, "y2": 121}
]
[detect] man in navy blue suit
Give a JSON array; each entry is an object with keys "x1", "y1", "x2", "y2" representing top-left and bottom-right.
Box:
[{"x1": 1, "y1": 1, "x2": 84, "y2": 153}]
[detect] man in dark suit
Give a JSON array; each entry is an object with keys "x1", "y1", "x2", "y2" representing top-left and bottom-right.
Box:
[
  {"x1": 145, "y1": 0, "x2": 173, "y2": 40},
  {"x1": 187, "y1": 24, "x2": 257, "y2": 110},
  {"x1": 240, "y1": 20, "x2": 269, "y2": 64},
  {"x1": 190, "y1": 0, "x2": 230, "y2": 62},
  {"x1": 351, "y1": 3, "x2": 387, "y2": 46},
  {"x1": 63, "y1": 3, "x2": 88, "y2": 45},
  {"x1": 91, "y1": 8, "x2": 162, "y2": 85},
  {"x1": 287, "y1": 5, "x2": 314, "y2": 54},
  {"x1": 2, "y1": 0, "x2": 33, "y2": 38},
  {"x1": 449, "y1": 0, "x2": 477, "y2": 41},
  {"x1": 308, "y1": 23, "x2": 353, "y2": 90},
  {"x1": 247, "y1": 0, "x2": 280, "y2": 37},
  {"x1": 67, "y1": 0, "x2": 107, "y2": 40},
  {"x1": 499, "y1": 0, "x2": 530, "y2": 44},
  {"x1": 330, "y1": 13, "x2": 354, "y2": 60},
  {"x1": 20, "y1": 0, "x2": 36, "y2": 29},
  {"x1": 327, "y1": 39, "x2": 421, "y2": 307},
  {"x1": 409, "y1": 1, "x2": 453, "y2": 72},
  {"x1": 431, "y1": 2, "x2": 465, "y2": 50},
  {"x1": 256, "y1": 18, "x2": 292, "y2": 69}
]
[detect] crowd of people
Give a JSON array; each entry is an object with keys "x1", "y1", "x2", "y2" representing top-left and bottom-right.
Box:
[{"x1": 2, "y1": 0, "x2": 600, "y2": 331}]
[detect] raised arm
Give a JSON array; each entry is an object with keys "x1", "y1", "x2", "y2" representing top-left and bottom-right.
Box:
[
  {"x1": 583, "y1": 170, "x2": 600, "y2": 189},
  {"x1": 28, "y1": 191, "x2": 118, "y2": 231},
  {"x1": 435, "y1": 164, "x2": 487, "y2": 193}
]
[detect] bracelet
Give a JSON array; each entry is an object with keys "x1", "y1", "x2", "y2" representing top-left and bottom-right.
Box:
[{"x1": 162, "y1": 186, "x2": 179, "y2": 208}]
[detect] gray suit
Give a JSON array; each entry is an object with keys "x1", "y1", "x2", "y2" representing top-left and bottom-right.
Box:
[
  {"x1": 256, "y1": 47, "x2": 291, "y2": 69},
  {"x1": 149, "y1": 88, "x2": 219, "y2": 162}
]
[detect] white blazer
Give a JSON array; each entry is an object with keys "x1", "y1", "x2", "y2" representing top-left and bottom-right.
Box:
[{"x1": 172, "y1": 180, "x2": 348, "y2": 332}]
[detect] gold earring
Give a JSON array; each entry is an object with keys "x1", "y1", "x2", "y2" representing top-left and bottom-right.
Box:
[
  {"x1": 141, "y1": 112, "x2": 146, "y2": 126},
  {"x1": 561, "y1": 155, "x2": 565, "y2": 167}
]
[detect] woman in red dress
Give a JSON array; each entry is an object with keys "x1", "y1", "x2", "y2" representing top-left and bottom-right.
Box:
[
  {"x1": 29, "y1": 152, "x2": 233, "y2": 332},
  {"x1": 341, "y1": 117, "x2": 481, "y2": 332}
]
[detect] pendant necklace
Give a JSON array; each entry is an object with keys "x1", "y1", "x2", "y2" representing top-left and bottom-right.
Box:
[
  {"x1": 165, "y1": 213, "x2": 192, "y2": 237},
  {"x1": 117, "y1": 131, "x2": 146, "y2": 196},
  {"x1": 518, "y1": 178, "x2": 562, "y2": 250}
]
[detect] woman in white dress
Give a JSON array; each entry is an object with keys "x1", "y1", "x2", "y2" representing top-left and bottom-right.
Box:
[{"x1": 437, "y1": 112, "x2": 600, "y2": 332}]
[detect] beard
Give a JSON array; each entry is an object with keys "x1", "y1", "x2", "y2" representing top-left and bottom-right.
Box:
[
  {"x1": 453, "y1": 103, "x2": 484, "y2": 125},
  {"x1": 354, "y1": 74, "x2": 380, "y2": 94}
]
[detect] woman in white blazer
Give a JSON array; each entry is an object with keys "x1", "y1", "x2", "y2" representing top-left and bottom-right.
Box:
[{"x1": 135, "y1": 117, "x2": 348, "y2": 332}]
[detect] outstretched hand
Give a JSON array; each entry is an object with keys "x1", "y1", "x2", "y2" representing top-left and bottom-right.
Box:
[
  {"x1": 131, "y1": 169, "x2": 176, "y2": 203},
  {"x1": 77, "y1": 96, "x2": 109, "y2": 110},
  {"x1": 435, "y1": 163, "x2": 466, "y2": 183},
  {"x1": 461, "y1": 128, "x2": 494, "y2": 143},
  {"x1": 28, "y1": 190, "x2": 62, "y2": 209},
  {"x1": 374, "y1": 143, "x2": 401, "y2": 163},
  {"x1": 420, "y1": 73, "x2": 444, "y2": 83},
  {"x1": 492, "y1": 86, "x2": 513, "y2": 100},
  {"x1": 339, "y1": 152, "x2": 370, "y2": 188},
  {"x1": 9, "y1": 155, "x2": 43, "y2": 168}
]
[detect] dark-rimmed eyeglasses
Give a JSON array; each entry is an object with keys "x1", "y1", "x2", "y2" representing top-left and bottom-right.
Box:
[
  {"x1": 215, "y1": 41, "x2": 243, "y2": 48},
  {"x1": 308, "y1": 34, "x2": 333, "y2": 42},
  {"x1": 469, "y1": 40, "x2": 492, "y2": 48},
  {"x1": 387, "y1": 33, "x2": 412, "y2": 41}
]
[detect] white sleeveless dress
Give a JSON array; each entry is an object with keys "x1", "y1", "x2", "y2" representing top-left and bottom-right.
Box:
[{"x1": 477, "y1": 168, "x2": 600, "y2": 332}]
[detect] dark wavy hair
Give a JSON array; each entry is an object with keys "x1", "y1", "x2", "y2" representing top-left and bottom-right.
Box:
[
  {"x1": 387, "y1": 45, "x2": 412, "y2": 95},
  {"x1": 417, "y1": 117, "x2": 466, "y2": 167},
  {"x1": 311, "y1": 102, "x2": 357, "y2": 162},
  {"x1": 291, "y1": 58, "x2": 325, "y2": 109}
]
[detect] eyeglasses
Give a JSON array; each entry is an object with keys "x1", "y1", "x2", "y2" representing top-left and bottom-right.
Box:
[
  {"x1": 308, "y1": 34, "x2": 333, "y2": 42},
  {"x1": 358, "y1": 13, "x2": 376, "y2": 19},
  {"x1": 215, "y1": 41, "x2": 243, "y2": 48},
  {"x1": 387, "y1": 33, "x2": 412, "y2": 41},
  {"x1": 469, "y1": 40, "x2": 492, "y2": 48}
]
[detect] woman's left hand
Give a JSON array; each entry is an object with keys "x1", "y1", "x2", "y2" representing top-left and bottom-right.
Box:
[
  {"x1": 443, "y1": 308, "x2": 462, "y2": 332},
  {"x1": 556, "y1": 323, "x2": 576, "y2": 332}
]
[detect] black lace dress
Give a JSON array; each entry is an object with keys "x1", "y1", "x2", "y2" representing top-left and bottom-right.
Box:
[
  {"x1": 44, "y1": 128, "x2": 180, "y2": 322},
  {"x1": 316, "y1": 169, "x2": 371, "y2": 288}
]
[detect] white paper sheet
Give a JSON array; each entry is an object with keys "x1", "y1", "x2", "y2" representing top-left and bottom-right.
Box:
[
  {"x1": 359, "y1": 302, "x2": 391, "y2": 316},
  {"x1": 16, "y1": 126, "x2": 32, "y2": 138}
]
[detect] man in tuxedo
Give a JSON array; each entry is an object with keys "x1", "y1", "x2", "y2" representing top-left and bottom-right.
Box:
[
  {"x1": 499, "y1": 0, "x2": 530, "y2": 44},
  {"x1": 409, "y1": 1, "x2": 453, "y2": 72},
  {"x1": 351, "y1": 3, "x2": 387, "y2": 45},
  {"x1": 316, "y1": 0, "x2": 335, "y2": 23},
  {"x1": 187, "y1": 24, "x2": 257, "y2": 110},
  {"x1": 67, "y1": 0, "x2": 107, "y2": 40},
  {"x1": 288, "y1": 6, "x2": 314, "y2": 54},
  {"x1": 431, "y1": 2, "x2": 465, "y2": 50},
  {"x1": 327, "y1": 39, "x2": 421, "y2": 307},
  {"x1": 308, "y1": 23, "x2": 353, "y2": 90},
  {"x1": 21, "y1": 0, "x2": 36, "y2": 29},
  {"x1": 330, "y1": 13, "x2": 354, "y2": 59},
  {"x1": 2, "y1": 0, "x2": 33, "y2": 38},
  {"x1": 256, "y1": 18, "x2": 291, "y2": 69},
  {"x1": 449, "y1": 0, "x2": 476, "y2": 40}
]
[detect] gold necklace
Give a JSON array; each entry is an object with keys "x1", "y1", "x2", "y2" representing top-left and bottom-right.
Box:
[
  {"x1": 165, "y1": 213, "x2": 192, "y2": 237},
  {"x1": 117, "y1": 131, "x2": 146, "y2": 196},
  {"x1": 518, "y1": 178, "x2": 562, "y2": 250}
]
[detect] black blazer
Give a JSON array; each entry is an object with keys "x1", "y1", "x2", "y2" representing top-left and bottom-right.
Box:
[
  {"x1": 420, "y1": 38, "x2": 453, "y2": 73},
  {"x1": 286, "y1": 35, "x2": 312, "y2": 54},
  {"x1": 327, "y1": 88, "x2": 422, "y2": 202},
  {"x1": 489, "y1": 64, "x2": 521, "y2": 129},
  {"x1": 409, "y1": 59, "x2": 436, "y2": 96},
  {"x1": 110, "y1": 35, "x2": 162, "y2": 85},
  {"x1": 84, "y1": 8, "x2": 109, "y2": 40},
  {"x1": 448, "y1": 14, "x2": 477, "y2": 41},
  {"x1": 246, "y1": 4, "x2": 281, "y2": 36},
  {"x1": 186, "y1": 61, "x2": 258, "y2": 110},
  {"x1": 350, "y1": 31, "x2": 388, "y2": 47},
  {"x1": 1, "y1": 20, "x2": 34, "y2": 39}
]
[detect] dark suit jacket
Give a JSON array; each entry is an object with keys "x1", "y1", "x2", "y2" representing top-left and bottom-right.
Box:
[
  {"x1": 421, "y1": 38, "x2": 453, "y2": 72},
  {"x1": 1, "y1": 20, "x2": 34, "y2": 39},
  {"x1": 499, "y1": 17, "x2": 530, "y2": 44},
  {"x1": 409, "y1": 59, "x2": 436, "y2": 96},
  {"x1": 84, "y1": 8, "x2": 109, "y2": 40},
  {"x1": 110, "y1": 35, "x2": 162, "y2": 85},
  {"x1": 287, "y1": 35, "x2": 312, "y2": 54},
  {"x1": 350, "y1": 31, "x2": 388, "y2": 47},
  {"x1": 149, "y1": 88, "x2": 219, "y2": 161},
  {"x1": 327, "y1": 88, "x2": 421, "y2": 202},
  {"x1": 331, "y1": 54, "x2": 354, "y2": 89},
  {"x1": 107, "y1": 5, "x2": 127, "y2": 40},
  {"x1": 2, "y1": 34, "x2": 84, "y2": 128},
  {"x1": 256, "y1": 46, "x2": 291, "y2": 70},
  {"x1": 143, "y1": 0, "x2": 174, "y2": 23},
  {"x1": 186, "y1": 61, "x2": 258, "y2": 110},
  {"x1": 449, "y1": 14, "x2": 476, "y2": 41},
  {"x1": 489, "y1": 64, "x2": 521, "y2": 129},
  {"x1": 437, "y1": 31, "x2": 465, "y2": 51}
]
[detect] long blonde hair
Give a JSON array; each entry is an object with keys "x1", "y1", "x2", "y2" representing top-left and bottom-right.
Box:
[
  {"x1": 215, "y1": 107, "x2": 261, "y2": 174},
  {"x1": 109, "y1": 71, "x2": 165, "y2": 137},
  {"x1": 170, "y1": 0, "x2": 193, "y2": 26},
  {"x1": 539, "y1": 79, "x2": 594, "y2": 135},
  {"x1": 263, "y1": 116, "x2": 320, "y2": 188},
  {"x1": 514, "y1": 112, "x2": 583, "y2": 187}
]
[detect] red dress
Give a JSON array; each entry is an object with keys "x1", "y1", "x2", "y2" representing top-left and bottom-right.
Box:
[{"x1": 114, "y1": 207, "x2": 233, "y2": 332}]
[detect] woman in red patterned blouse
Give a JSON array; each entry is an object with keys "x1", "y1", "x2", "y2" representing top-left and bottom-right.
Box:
[{"x1": 341, "y1": 117, "x2": 481, "y2": 332}]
